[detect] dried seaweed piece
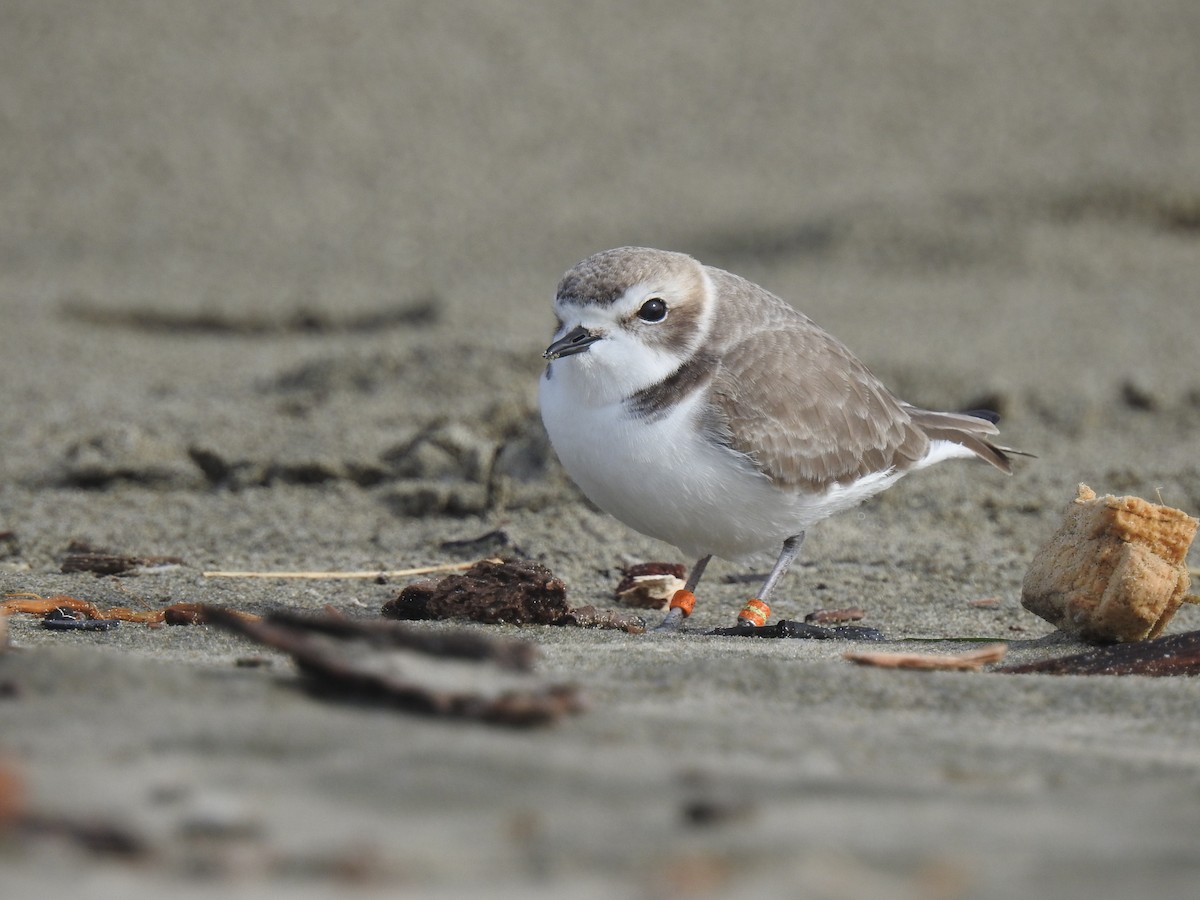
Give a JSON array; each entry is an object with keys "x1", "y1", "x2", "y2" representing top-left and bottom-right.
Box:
[
  {"x1": 384, "y1": 557, "x2": 568, "y2": 624},
  {"x1": 1021, "y1": 484, "x2": 1198, "y2": 642},
  {"x1": 845, "y1": 643, "x2": 1008, "y2": 670},
  {"x1": 162, "y1": 603, "x2": 260, "y2": 626},
  {"x1": 997, "y1": 630, "x2": 1200, "y2": 676},
  {"x1": 1, "y1": 593, "x2": 260, "y2": 627},
  {"x1": 383, "y1": 558, "x2": 654, "y2": 632},
  {"x1": 708, "y1": 620, "x2": 886, "y2": 641},
  {"x1": 198, "y1": 605, "x2": 582, "y2": 727},
  {"x1": 162, "y1": 604, "x2": 205, "y2": 625},
  {"x1": 615, "y1": 562, "x2": 687, "y2": 610},
  {"x1": 2, "y1": 593, "x2": 102, "y2": 617}
]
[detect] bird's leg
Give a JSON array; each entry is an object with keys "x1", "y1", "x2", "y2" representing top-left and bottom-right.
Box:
[
  {"x1": 737, "y1": 532, "x2": 805, "y2": 627},
  {"x1": 653, "y1": 554, "x2": 712, "y2": 632}
]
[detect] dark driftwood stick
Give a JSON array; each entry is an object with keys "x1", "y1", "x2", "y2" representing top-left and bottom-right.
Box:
[
  {"x1": 196, "y1": 605, "x2": 582, "y2": 726},
  {"x1": 263, "y1": 608, "x2": 537, "y2": 672}
]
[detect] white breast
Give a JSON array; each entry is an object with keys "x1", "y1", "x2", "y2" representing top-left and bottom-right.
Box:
[{"x1": 539, "y1": 364, "x2": 906, "y2": 561}]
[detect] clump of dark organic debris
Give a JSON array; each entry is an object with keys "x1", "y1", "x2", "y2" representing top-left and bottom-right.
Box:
[
  {"x1": 383, "y1": 557, "x2": 646, "y2": 633},
  {"x1": 385, "y1": 557, "x2": 567, "y2": 624}
]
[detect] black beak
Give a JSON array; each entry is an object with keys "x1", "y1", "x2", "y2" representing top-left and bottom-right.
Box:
[{"x1": 543, "y1": 324, "x2": 602, "y2": 360}]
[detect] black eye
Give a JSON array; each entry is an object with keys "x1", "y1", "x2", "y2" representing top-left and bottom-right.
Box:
[{"x1": 637, "y1": 298, "x2": 668, "y2": 323}]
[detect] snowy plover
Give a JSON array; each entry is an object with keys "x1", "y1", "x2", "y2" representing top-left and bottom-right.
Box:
[{"x1": 539, "y1": 247, "x2": 1024, "y2": 629}]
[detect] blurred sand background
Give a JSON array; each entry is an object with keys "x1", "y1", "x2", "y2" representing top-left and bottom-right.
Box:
[{"x1": 2, "y1": 2, "x2": 1199, "y2": 896}]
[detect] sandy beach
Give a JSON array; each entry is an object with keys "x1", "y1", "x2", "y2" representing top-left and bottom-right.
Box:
[{"x1": 2, "y1": 3, "x2": 1200, "y2": 896}]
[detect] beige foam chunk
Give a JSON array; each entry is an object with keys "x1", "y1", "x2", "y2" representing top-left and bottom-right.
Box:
[{"x1": 1021, "y1": 484, "x2": 1198, "y2": 642}]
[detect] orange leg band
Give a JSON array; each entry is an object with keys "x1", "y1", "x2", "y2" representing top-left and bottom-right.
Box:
[
  {"x1": 668, "y1": 589, "x2": 697, "y2": 617},
  {"x1": 737, "y1": 598, "x2": 770, "y2": 627}
]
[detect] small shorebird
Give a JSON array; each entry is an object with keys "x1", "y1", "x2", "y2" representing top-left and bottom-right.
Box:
[{"x1": 539, "y1": 247, "x2": 1025, "y2": 628}]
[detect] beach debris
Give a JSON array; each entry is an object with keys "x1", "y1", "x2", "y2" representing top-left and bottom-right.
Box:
[
  {"x1": 804, "y1": 606, "x2": 866, "y2": 624},
  {"x1": 42, "y1": 606, "x2": 120, "y2": 631},
  {"x1": 1, "y1": 593, "x2": 259, "y2": 627},
  {"x1": 998, "y1": 629, "x2": 1200, "y2": 676},
  {"x1": 4, "y1": 593, "x2": 119, "y2": 620},
  {"x1": 161, "y1": 603, "x2": 260, "y2": 626},
  {"x1": 384, "y1": 558, "x2": 566, "y2": 624},
  {"x1": 383, "y1": 557, "x2": 646, "y2": 632},
  {"x1": 1020, "y1": 484, "x2": 1198, "y2": 642},
  {"x1": 60, "y1": 540, "x2": 187, "y2": 576},
  {"x1": 845, "y1": 643, "x2": 1008, "y2": 671},
  {"x1": 197, "y1": 605, "x2": 583, "y2": 727},
  {"x1": 615, "y1": 562, "x2": 687, "y2": 610},
  {"x1": 709, "y1": 620, "x2": 886, "y2": 640}
]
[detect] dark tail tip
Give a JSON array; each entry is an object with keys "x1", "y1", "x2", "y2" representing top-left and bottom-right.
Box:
[{"x1": 962, "y1": 408, "x2": 1000, "y2": 425}]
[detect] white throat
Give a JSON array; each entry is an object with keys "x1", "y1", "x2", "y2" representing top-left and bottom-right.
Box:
[{"x1": 544, "y1": 270, "x2": 715, "y2": 408}]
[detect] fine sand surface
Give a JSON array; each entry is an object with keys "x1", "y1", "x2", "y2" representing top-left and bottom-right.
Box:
[{"x1": 2, "y1": 3, "x2": 1199, "y2": 897}]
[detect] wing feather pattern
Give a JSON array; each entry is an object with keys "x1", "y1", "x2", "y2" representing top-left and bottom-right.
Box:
[{"x1": 698, "y1": 268, "x2": 1014, "y2": 489}]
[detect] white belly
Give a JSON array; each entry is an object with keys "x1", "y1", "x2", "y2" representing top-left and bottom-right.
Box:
[{"x1": 539, "y1": 368, "x2": 903, "y2": 561}]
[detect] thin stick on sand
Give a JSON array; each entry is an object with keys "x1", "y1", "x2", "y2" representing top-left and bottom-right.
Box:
[
  {"x1": 845, "y1": 643, "x2": 1008, "y2": 671},
  {"x1": 202, "y1": 561, "x2": 476, "y2": 580}
]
